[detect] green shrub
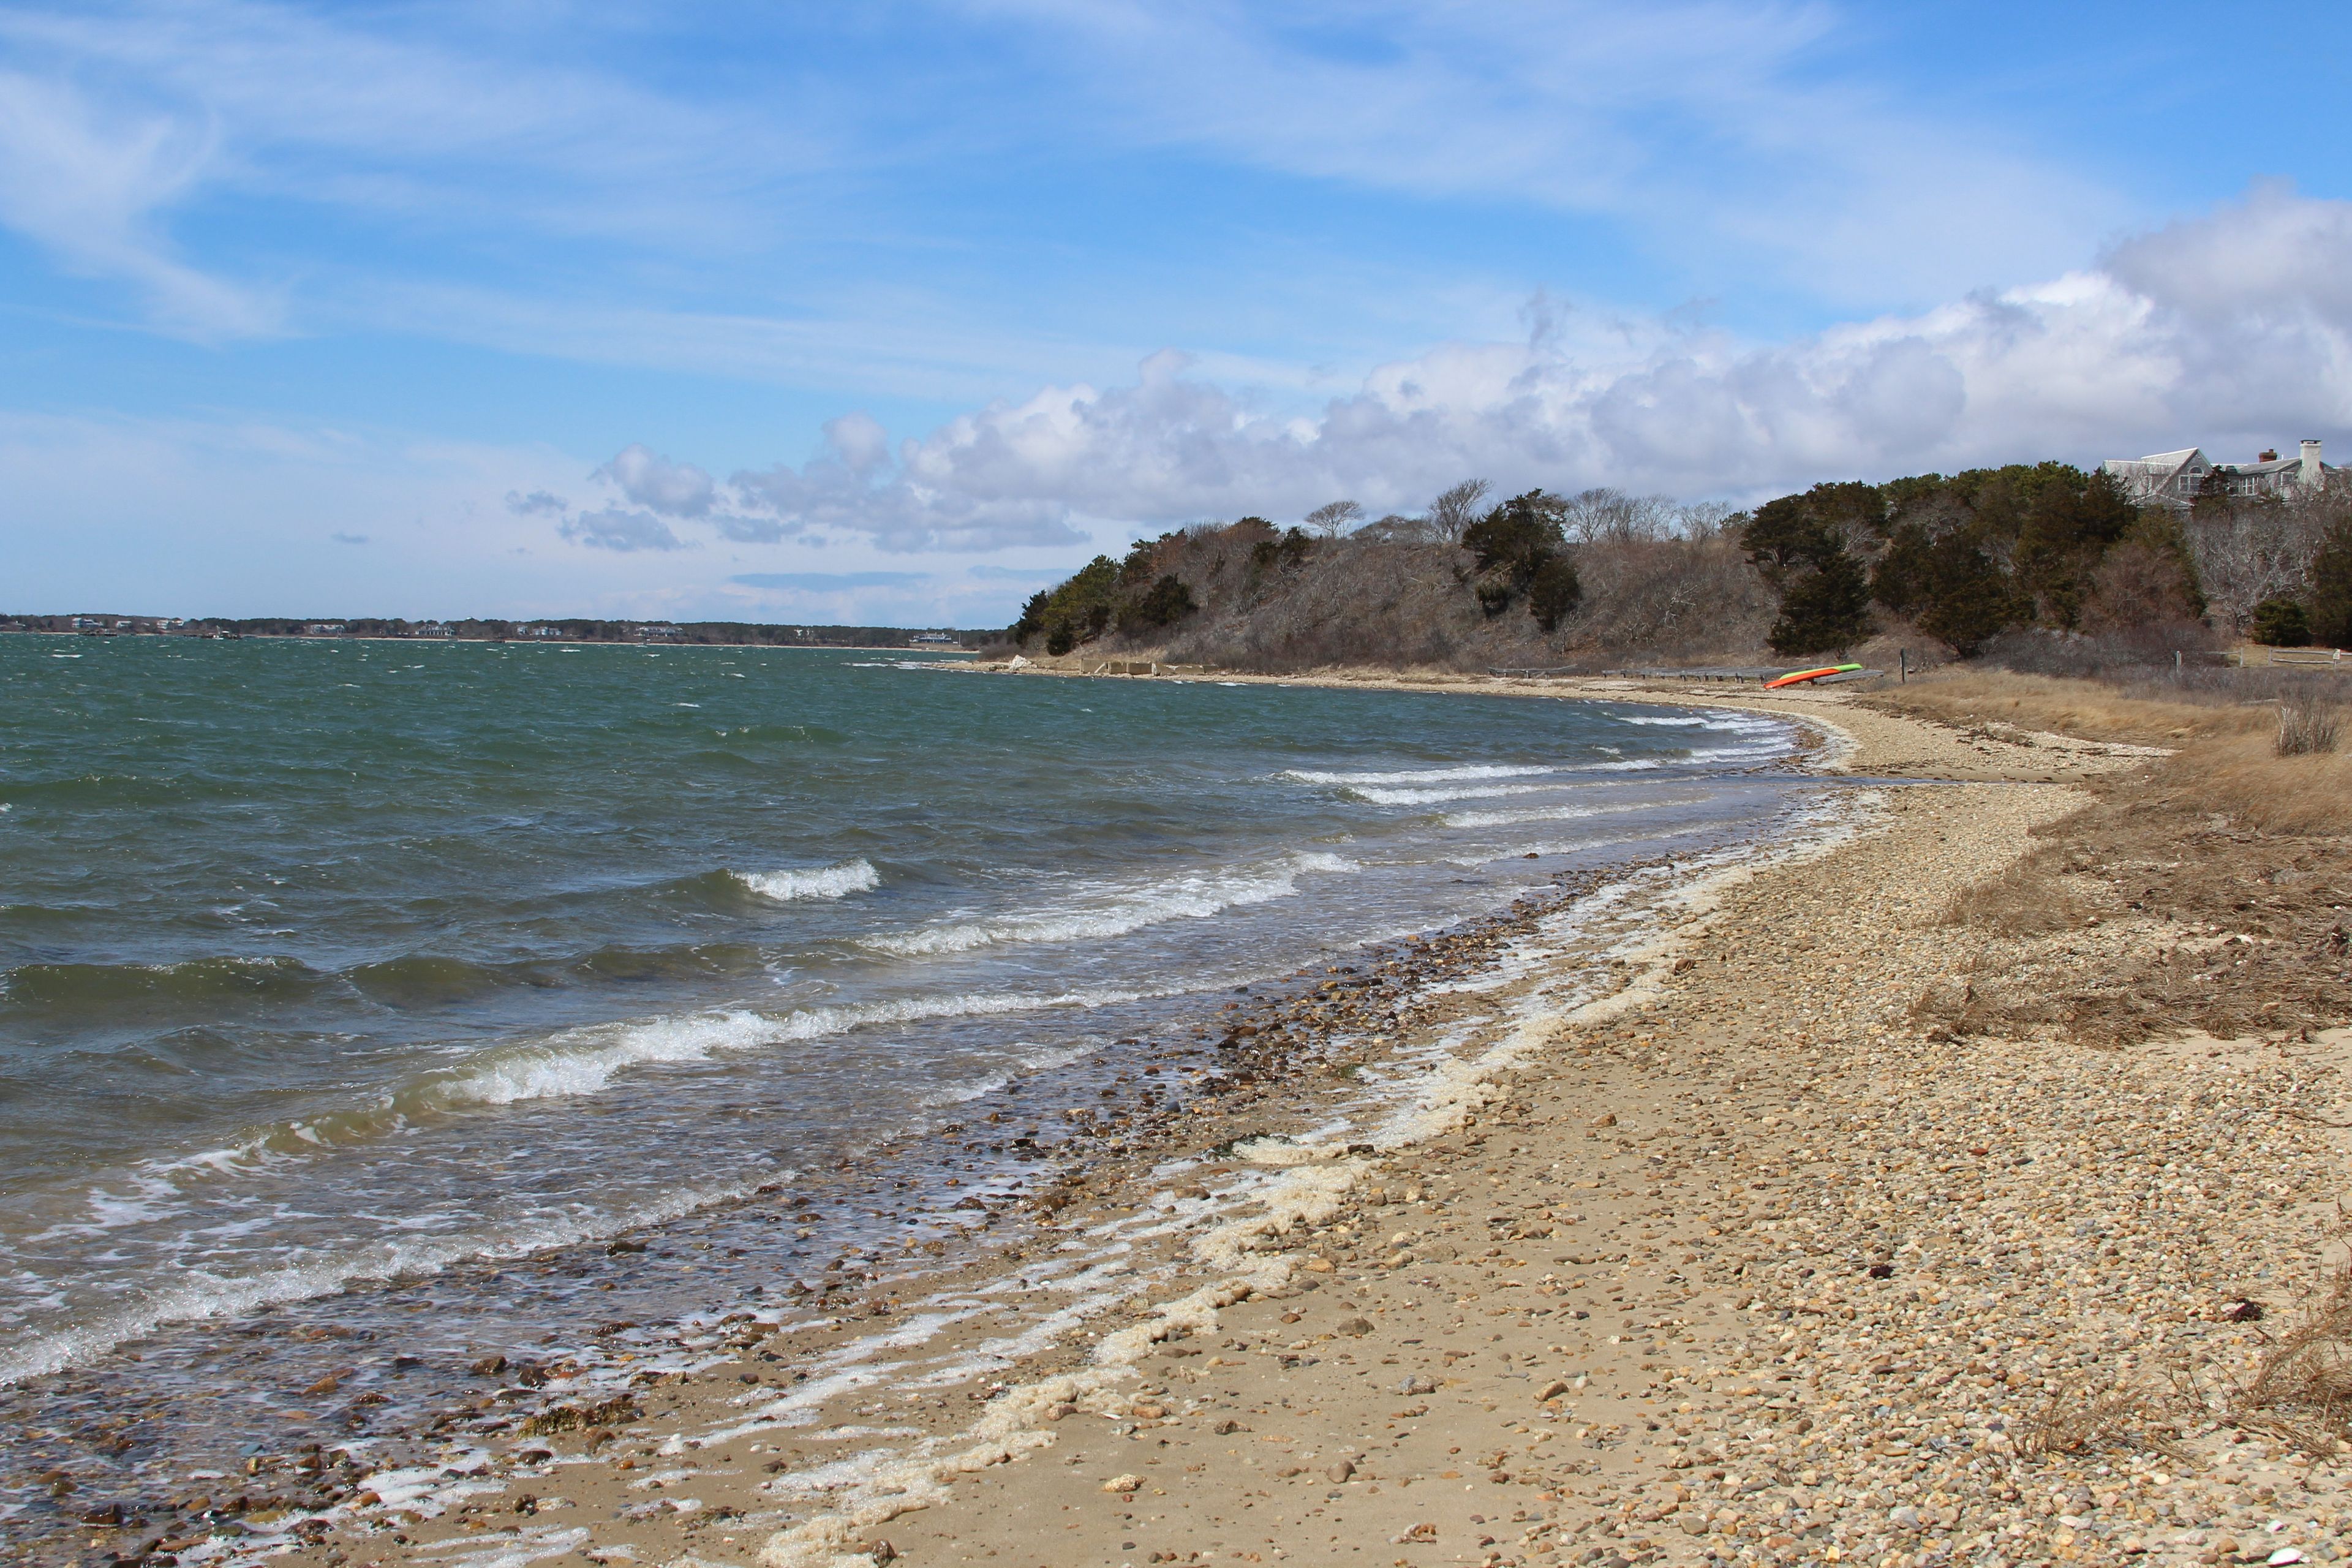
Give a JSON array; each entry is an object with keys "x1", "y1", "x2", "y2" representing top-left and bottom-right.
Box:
[
  {"x1": 2252, "y1": 597, "x2": 2311, "y2": 648},
  {"x1": 1462, "y1": 491, "x2": 1567, "y2": 582},
  {"x1": 1119, "y1": 574, "x2": 1197, "y2": 632},
  {"x1": 1528, "y1": 556, "x2": 1583, "y2": 632},
  {"x1": 2310, "y1": 519, "x2": 2352, "y2": 649},
  {"x1": 1463, "y1": 490, "x2": 1574, "y2": 625},
  {"x1": 1012, "y1": 554, "x2": 1120, "y2": 651}
]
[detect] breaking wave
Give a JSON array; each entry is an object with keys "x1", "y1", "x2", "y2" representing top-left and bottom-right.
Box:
[
  {"x1": 733, "y1": 859, "x2": 881, "y2": 902},
  {"x1": 1282, "y1": 763, "x2": 1559, "y2": 786},
  {"x1": 410, "y1": 986, "x2": 1138, "y2": 1110},
  {"x1": 863, "y1": 851, "x2": 1356, "y2": 957}
]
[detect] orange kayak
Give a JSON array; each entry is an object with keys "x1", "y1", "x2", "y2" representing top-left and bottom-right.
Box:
[{"x1": 1763, "y1": 663, "x2": 1861, "y2": 689}]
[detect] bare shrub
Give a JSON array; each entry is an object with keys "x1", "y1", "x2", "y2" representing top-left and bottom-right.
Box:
[
  {"x1": 1975, "y1": 622, "x2": 2224, "y2": 683},
  {"x1": 1939, "y1": 853, "x2": 2091, "y2": 936},
  {"x1": 2081, "y1": 540, "x2": 2202, "y2": 633},
  {"x1": 2277, "y1": 693, "x2": 2342, "y2": 757},
  {"x1": 1549, "y1": 530, "x2": 1776, "y2": 659},
  {"x1": 1090, "y1": 510, "x2": 1781, "y2": 673},
  {"x1": 2230, "y1": 1262, "x2": 2352, "y2": 1458},
  {"x1": 2022, "y1": 1379, "x2": 2189, "y2": 1460}
]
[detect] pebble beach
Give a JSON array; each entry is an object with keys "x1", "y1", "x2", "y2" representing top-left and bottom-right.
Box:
[{"x1": 97, "y1": 680, "x2": 2352, "y2": 1568}]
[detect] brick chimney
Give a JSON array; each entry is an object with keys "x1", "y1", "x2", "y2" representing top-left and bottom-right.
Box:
[{"x1": 2303, "y1": 439, "x2": 2324, "y2": 486}]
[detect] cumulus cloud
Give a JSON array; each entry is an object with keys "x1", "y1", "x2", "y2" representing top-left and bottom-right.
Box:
[
  {"x1": 503, "y1": 488, "x2": 568, "y2": 516},
  {"x1": 557, "y1": 189, "x2": 2352, "y2": 554},
  {"x1": 559, "y1": 507, "x2": 686, "y2": 552},
  {"x1": 594, "y1": 443, "x2": 717, "y2": 518}
]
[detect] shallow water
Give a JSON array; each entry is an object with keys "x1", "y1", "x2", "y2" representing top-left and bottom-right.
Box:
[{"x1": 0, "y1": 638, "x2": 1819, "y2": 1544}]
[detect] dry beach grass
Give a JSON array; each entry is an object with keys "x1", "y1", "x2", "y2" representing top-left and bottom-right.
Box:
[{"x1": 220, "y1": 671, "x2": 2352, "y2": 1568}]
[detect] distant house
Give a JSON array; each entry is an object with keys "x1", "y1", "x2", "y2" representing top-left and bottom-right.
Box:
[
  {"x1": 410, "y1": 622, "x2": 452, "y2": 638},
  {"x1": 306, "y1": 622, "x2": 347, "y2": 636},
  {"x1": 2102, "y1": 440, "x2": 2334, "y2": 508},
  {"x1": 635, "y1": 624, "x2": 685, "y2": 642},
  {"x1": 908, "y1": 631, "x2": 957, "y2": 645}
]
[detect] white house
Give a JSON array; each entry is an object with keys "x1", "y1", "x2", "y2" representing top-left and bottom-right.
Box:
[{"x1": 2102, "y1": 440, "x2": 2332, "y2": 508}]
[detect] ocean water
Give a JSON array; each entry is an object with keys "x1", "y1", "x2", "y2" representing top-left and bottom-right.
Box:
[{"x1": 0, "y1": 637, "x2": 1817, "y2": 1532}]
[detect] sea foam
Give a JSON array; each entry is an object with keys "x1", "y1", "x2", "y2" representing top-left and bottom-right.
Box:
[
  {"x1": 1346, "y1": 780, "x2": 1577, "y2": 805},
  {"x1": 1282, "y1": 762, "x2": 1556, "y2": 786},
  {"x1": 734, "y1": 859, "x2": 881, "y2": 902},
  {"x1": 413, "y1": 987, "x2": 1141, "y2": 1111},
  {"x1": 863, "y1": 851, "x2": 1355, "y2": 957}
]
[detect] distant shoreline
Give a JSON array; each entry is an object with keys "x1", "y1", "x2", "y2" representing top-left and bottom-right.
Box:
[{"x1": 1, "y1": 625, "x2": 979, "y2": 652}]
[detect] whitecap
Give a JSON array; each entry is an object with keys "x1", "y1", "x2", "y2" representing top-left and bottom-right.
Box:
[
  {"x1": 1283, "y1": 763, "x2": 1557, "y2": 786},
  {"x1": 863, "y1": 851, "x2": 1356, "y2": 957},
  {"x1": 413, "y1": 986, "x2": 1143, "y2": 1111},
  {"x1": 1442, "y1": 802, "x2": 1626, "y2": 829},
  {"x1": 1347, "y1": 781, "x2": 1577, "y2": 805},
  {"x1": 734, "y1": 859, "x2": 881, "y2": 902}
]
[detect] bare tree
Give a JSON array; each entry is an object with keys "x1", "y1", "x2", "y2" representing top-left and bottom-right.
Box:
[
  {"x1": 1559, "y1": 487, "x2": 1678, "y2": 546},
  {"x1": 2186, "y1": 481, "x2": 2348, "y2": 631},
  {"x1": 1301, "y1": 499, "x2": 1365, "y2": 538},
  {"x1": 1672, "y1": 500, "x2": 1740, "y2": 540},
  {"x1": 1423, "y1": 478, "x2": 1491, "y2": 543}
]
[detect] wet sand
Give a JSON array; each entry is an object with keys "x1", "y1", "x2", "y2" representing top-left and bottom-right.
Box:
[{"x1": 113, "y1": 681, "x2": 2352, "y2": 1568}]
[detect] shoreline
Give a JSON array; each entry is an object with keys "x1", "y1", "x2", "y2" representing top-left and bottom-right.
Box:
[
  {"x1": 39, "y1": 681, "x2": 2352, "y2": 1568},
  {"x1": 2, "y1": 682, "x2": 1824, "y2": 1566}
]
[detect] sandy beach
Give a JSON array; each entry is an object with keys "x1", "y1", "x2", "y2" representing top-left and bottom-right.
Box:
[{"x1": 179, "y1": 678, "x2": 2352, "y2": 1568}]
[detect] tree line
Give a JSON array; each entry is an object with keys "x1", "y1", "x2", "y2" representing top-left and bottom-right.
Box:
[
  {"x1": 1743, "y1": 463, "x2": 2352, "y2": 655},
  {"x1": 1005, "y1": 459, "x2": 2352, "y2": 665}
]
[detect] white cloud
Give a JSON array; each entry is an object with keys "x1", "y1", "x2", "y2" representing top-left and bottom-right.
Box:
[
  {"x1": 968, "y1": 0, "x2": 2123, "y2": 306},
  {"x1": 0, "y1": 0, "x2": 2135, "y2": 361},
  {"x1": 559, "y1": 507, "x2": 688, "y2": 552},
  {"x1": 0, "y1": 70, "x2": 273, "y2": 336},
  {"x1": 594, "y1": 445, "x2": 717, "y2": 519},
  {"x1": 587, "y1": 187, "x2": 2352, "y2": 541}
]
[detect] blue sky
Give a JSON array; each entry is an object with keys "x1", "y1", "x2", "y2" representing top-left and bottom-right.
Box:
[{"x1": 2, "y1": 1, "x2": 2348, "y2": 625}]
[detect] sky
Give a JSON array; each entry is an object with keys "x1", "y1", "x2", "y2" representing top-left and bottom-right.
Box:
[{"x1": 1, "y1": 1, "x2": 2348, "y2": 627}]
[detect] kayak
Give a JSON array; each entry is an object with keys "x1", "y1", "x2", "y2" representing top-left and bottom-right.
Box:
[{"x1": 1763, "y1": 662, "x2": 1861, "y2": 689}]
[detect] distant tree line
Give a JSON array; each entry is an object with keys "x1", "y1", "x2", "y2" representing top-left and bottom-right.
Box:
[{"x1": 0, "y1": 616, "x2": 980, "y2": 648}]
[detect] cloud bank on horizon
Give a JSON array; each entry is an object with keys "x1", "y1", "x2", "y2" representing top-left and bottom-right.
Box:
[
  {"x1": 0, "y1": 1, "x2": 2346, "y2": 622},
  {"x1": 565, "y1": 186, "x2": 2352, "y2": 557}
]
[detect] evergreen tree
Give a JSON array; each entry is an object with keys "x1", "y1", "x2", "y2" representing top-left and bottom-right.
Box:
[
  {"x1": 1767, "y1": 551, "x2": 1871, "y2": 655},
  {"x1": 1916, "y1": 536, "x2": 2027, "y2": 656},
  {"x1": 2309, "y1": 519, "x2": 2352, "y2": 649},
  {"x1": 2252, "y1": 597, "x2": 2312, "y2": 648},
  {"x1": 1528, "y1": 556, "x2": 1583, "y2": 632}
]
